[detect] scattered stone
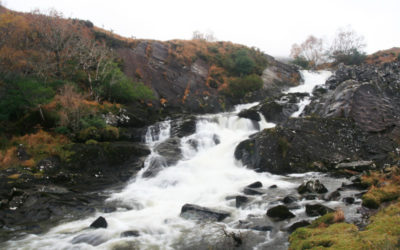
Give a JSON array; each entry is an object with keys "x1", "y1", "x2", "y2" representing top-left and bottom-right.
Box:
[
  {"x1": 305, "y1": 204, "x2": 334, "y2": 217},
  {"x1": 243, "y1": 188, "x2": 263, "y2": 195},
  {"x1": 236, "y1": 196, "x2": 249, "y2": 208},
  {"x1": 326, "y1": 190, "x2": 341, "y2": 201},
  {"x1": 286, "y1": 203, "x2": 301, "y2": 210},
  {"x1": 90, "y1": 216, "x2": 107, "y2": 229},
  {"x1": 251, "y1": 225, "x2": 273, "y2": 231},
  {"x1": 180, "y1": 204, "x2": 230, "y2": 222},
  {"x1": 269, "y1": 185, "x2": 278, "y2": 189},
  {"x1": 120, "y1": 230, "x2": 140, "y2": 238},
  {"x1": 287, "y1": 220, "x2": 311, "y2": 233},
  {"x1": 267, "y1": 205, "x2": 295, "y2": 221},
  {"x1": 283, "y1": 195, "x2": 298, "y2": 204},
  {"x1": 213, "y1": 134, "x2": 221, "y2": 145},
  {"x1": 343, "y1": 197, "x2": 355, "y2": 204},
  {"x1": 304, "y1": 194, "x2": 317, "y2": 200},
  {"x1": 247, "y1": 181, "x2": 262, "y2": 188},
  {"x1": 298, "y1": 180, "x2": 328, "y2": 194}
]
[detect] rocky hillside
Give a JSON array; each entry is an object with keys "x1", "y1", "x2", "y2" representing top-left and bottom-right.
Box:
[
  {"x1": 0, "y1": 6, "x2": 301, "y2": 242},
  {"x1": 235, "y1": 61, "x2": 400, "y2": 174}
]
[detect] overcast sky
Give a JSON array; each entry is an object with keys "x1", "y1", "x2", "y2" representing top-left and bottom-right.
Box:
[{"x1": 3, "y1": 0, "x2": 399, "y2": 57}]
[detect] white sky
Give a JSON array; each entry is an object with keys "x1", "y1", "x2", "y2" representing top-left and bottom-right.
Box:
[{"x1": 3, "y1": 0, "x2": 400, "y2": 57}]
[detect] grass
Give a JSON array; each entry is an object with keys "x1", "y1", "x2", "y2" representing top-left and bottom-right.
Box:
[{"x1": 290, "y1": 167, "x2": 400, "y2": 250}]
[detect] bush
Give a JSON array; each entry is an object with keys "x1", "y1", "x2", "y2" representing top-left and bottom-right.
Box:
[
  {"x1": 99, "y1": 63, "x2": 154, "y2": 103},
  {"x1": 78, "y1": 126, "x2": 100, "y2": 141},
  {"x1": 54, "y1": 126, "x2": 70, "y2": 135},
  {"x1": 80, "y1": 115, "x2": 106, "y2": 129},
  {"x1": 102, "y1": 126, "x2": 119, "y2": 141},
  {"x1": 291, "y1": 56, "x2": 310, "y2": 69},
  {"x1": 231, "y1": 49, "x2": 256, "y2": 76},
  {"x1": 226, "y1": 74, "x2": 263, "y2": 99},
  {"x1": 331, "y1": 48, "x2": 366, "y2": 66},
  {"x1": 0, "y1": 76, "x2": 54, "y2": 121}
]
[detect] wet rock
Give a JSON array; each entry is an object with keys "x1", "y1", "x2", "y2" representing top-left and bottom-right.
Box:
[
  {"x1": 187, "y1": 139, "x2": 198, "y2": 150},
  {"x1": 236, "y1": 196, "x2": 249, "y2": 208},
  {"x1": 247, "y1": 181, "x2": 263, "y2": 188},
  {"x1": 90, "y1": 216, "x2": 107, "y2": 229},
  {"x1": 142, "y1": 156, "x2": 166, "y2": 178},
  {"x1": 343, "y1": 197, "x2": 355, "y2": 204},
  {"x1": 257, "y1": 93, "x2": 308, "y2": 124},
  {"x1": 213, "y1": 134, "x2": 221, "y2": 145},
  {"x1": 305, "y1": 204, "x2": 334, "y2": 217},
  {"x1": 326, "y1": 190, "x2": 341, "y2": 201},
  {"x1": 298, "y1": 180, "x2": 328, "y2": 194},
  {"x1": 120, "y1": 230, "x2": 140, "y2": 237},
  {"x1": 154, "y1": 137, "x2": 182, "y2": 165},
  {"x1": 266, "y1": 205, "x2": 295, "y2": 221},
  {"x1": 335, "y1": 161, "x2": 375, "y2": 172},
  {"x1": 170, "y1": 116, "x2": 197, "y2": 138},
  {"x1": 269, "y1": 184, "x2": 278, "y2": 189},
  {"x1": 243, "y1": 188, "x2": 264, "y2": 196},
  {"x1": 287, "y1": 220, "x2": 311, "y2": 233},
  {"x1": 180, "y1": 204, "x2": 230, "y2": 222},
  {"x1": 238, "y1": 109, "x2": 261, "y2": 122},
  {"x1": 303, "y1": 194, "x2": 317, "y2": 200},
  {"x1": 251, "y1": 225, "x2": 273, "y2": 231},
  {"x1": 71, "y1": 232, "x2": 108, "y2": 246},
  {"x1": 283, "y1": 195, "x2": 298, "y2": 204},
  {"x1": 102, "y1": 206, "x2": 117, "y2": 213},
  {"x1": 286, "y1": 203, "x2": 301, "y2": 210}
]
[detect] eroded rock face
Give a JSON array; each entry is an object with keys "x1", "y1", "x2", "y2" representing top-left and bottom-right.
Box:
[
  {"x1": 118, "y1": 42, "x2": 301, "y2": 114},
  {"x1": 305, "y1": 62, "x2": 400, "y2": 136},
  {"x1": 234, "y1": 117, "x2": 397, "y2": 174}
]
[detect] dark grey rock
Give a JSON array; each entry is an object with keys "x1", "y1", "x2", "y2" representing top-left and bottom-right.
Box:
[
  {"x1": 283, "y1": 195, "x2": 298, "y2": 204},
  {"x1": 120, "y1": 230, "x2": 140, "y2": 238},
  {"x1": 247, "y1": 181, "x2": 262, "y2": 188},
  {"x1": 180, "y1": 204, "x2": 230, "y2": 222},
  {"x1": 236, "y1": 196, "x2": 249, "y2": 208},
  {"x1": 266, "y1": 205, "x2": 295, "y2": 221},
  {"x1": 243, "y1": 188, "x2": 264, "y2": 196},
  {"x1": 298, "y1": 180, "x2": 328, "y2": 194},
  {"x1": 287, "y1": 220, "x2": 310, "y2": 233},
  {"x1": 90, "y1": 216, "x2": 107, "y2": 229},
  {"x1": 305, "y1": 204, "x2": 334, "y2": 217}
]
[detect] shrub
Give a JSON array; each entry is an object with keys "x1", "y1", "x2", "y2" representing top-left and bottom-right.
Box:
[
  {"x1": 226, "y1": 74, "x2": 263, "y2": 99},
  {"x1": 0, "y1": 76, "x2": 54, "y2": 121},
  {"x1": 78, "y1": 126, "x2": 100, "y2": 141},
  {"x1": 231, "y1": 49, "x2": 256, "y2": 76},
  {"x1": 102, "y1": 126, "x2": 119, "y2": 141},
  {"x1": 331, "y1": 48, "x2": 366, "y2": 66},
  {"x1": 291, "y1": 56, "x2": 310, "y2": 69},
  {"x1": 80, "y1": 115, "x2": 106, "y2": 129}
]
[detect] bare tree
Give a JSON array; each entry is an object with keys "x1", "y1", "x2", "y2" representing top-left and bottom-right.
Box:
[
  {"x1": 329, "y1": 27, "x2": 366, "y2": 56},
  {"x1": 290, "y1": 35, "x2": 325, "y2": 67}
]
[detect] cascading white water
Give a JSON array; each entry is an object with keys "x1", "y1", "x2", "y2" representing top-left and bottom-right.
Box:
[
  {"x1": 5, "y1": 70, "x2": 362, "y2": 250},
  {"x1": 287, "y1": 70, "x2": 332, "y2": 118}
]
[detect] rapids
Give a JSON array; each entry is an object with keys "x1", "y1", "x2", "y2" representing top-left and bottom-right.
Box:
[{"x1": 4, "y1": 70, "x2": 362, "y2": 250}]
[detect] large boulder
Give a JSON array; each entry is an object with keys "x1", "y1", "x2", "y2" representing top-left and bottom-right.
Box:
[
  {"x1": 170, "y1": 115, "x2": 197, "y2": 138},
  {"x1": 235, "y1": 117, "x2": 397, "y2": 174},
  {"x1": 305, "y1": 204, "x2": 334, "y2": 217},
  {"x1": 297, "y1": 180, "x2": 328, "y2": 194},
  {"x1": 180, "y1": 204, "x2": 230, "y2": 222},
  {"x1": 266, "y1": 205, "x2": 295, "y2": 221}
]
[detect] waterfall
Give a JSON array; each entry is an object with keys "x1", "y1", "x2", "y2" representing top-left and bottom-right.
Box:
[{"x1": 5, "y1": 70, "x2": 362, "y2": 250}]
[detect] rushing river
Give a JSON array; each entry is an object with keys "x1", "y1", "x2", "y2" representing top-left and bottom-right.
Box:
[{"x1": 5, "y1": 70, "x2": 363, "y2": 249}]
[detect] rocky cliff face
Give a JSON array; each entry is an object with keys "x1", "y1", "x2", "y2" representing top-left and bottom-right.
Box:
[
  {"x1": 235, "y1": 62, "x2": 400, "y2": 174},
  {"x1": 118, "y1": 41, "x2": 301, "y2": 114}
]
